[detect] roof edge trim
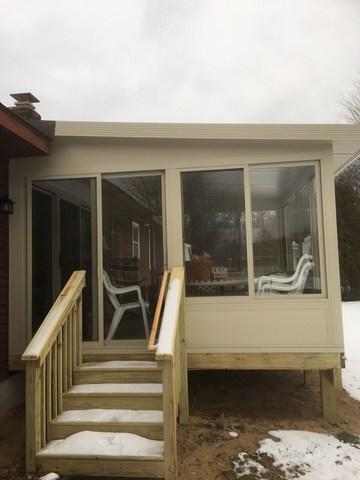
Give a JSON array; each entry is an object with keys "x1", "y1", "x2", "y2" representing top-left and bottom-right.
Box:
[{"x1": 55, "y1": 121, "x2": 360, "y2": 141}]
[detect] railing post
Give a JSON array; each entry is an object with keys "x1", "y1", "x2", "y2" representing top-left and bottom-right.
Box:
[
  {"x1": 161, "y1": 360, "x2": 177, "y2": 480},
  {"x1": 57, "y1": 332, "x2": 63, "y2": 413},
  {"x1": 178, "y1": 284, "x2": 189, "y2": 424},
  {"x1": 26, "y1": 362, "x2": 40, "y2": 472},
  {"x1": 76, "y1": 293, "x2": 83, "y2": 366}
]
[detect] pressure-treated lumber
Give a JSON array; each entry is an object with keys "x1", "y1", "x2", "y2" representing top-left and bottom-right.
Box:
[
  {"x1": 76, "y1": 295, "x2": 83, "y2": 365},
  {"x1": 48, "y1": 420, "x2": 164, "y2": 441},
  {"x1": 333, "y1": 368, "x2": 343, "y2": 390},
  {"x1": 52, "y1": 343, "x2": 58, "y2": 418},
  {"x1": 152, "y1": 267, "x2": 187, "y2": 478},
  {"x1": 22, "y1": 271, "x2": 86, "y2": 364},
  {"x1": 45, "y1": 353, "x2": 52, "y2": 434},
  {"x1": 62, "y1": 392, "x2": 163, "y2": 411},
  {"x1": 23, "y1": 271, "x2": 86, "y2": 473},
  {"x1": 303, "y1": 370, "x2": 318, "y2": 386},
  {"x1": 62, "y1": 323, "x2": 68, "y2": 392},
  {"x1": 188, "y1": 353, "x2": 342, "y2": 370},
  {"x1": 57, "y1": 333, "x2": 63, "y2": 413},
  {"x1": 36, "y1": 456, "x2": 164, "y2": 478},
  {"x1": 161, "y1": 360, "x2": 177, "y2": 480},
  {"x1": 148, "y1": 270, "x2": 170, "y2": 351},
  {"x1": 40, "y1": 364, "x2": 46, "y2": 447},
  {"x1": 156, "y1": 267, "x2": 184, "y2": 361},
  {"x1": 26, "y1": 363, "x2": 38, "y2": 472},
  {"x1": 320, "y1": 369, "x2": 336, "y2": 421},
  {"x1": 178, "y1": 293, "x2": 189, "y2": 424},
  {"x1": 83, "y1": 352, "x2": 155, "y2": 363},
  {"x1": 73, "y1": 366, "x2": 162, "y2": 384}
]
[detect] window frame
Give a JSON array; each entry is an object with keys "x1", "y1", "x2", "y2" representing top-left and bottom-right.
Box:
[{"x1": 180, "y1": 160, "x2": 327, "y2": 302}]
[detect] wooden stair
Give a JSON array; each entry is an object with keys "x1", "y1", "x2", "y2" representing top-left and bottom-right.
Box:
[
  {"x1": 36, "y1": 358, "x2": 165, "y2": 477},
  {"x1": 22, "y1": 268, "x2": 188, "y2": 479},
  {"x1": 73, "y1": 360, "x2": 162, "y2": 384}
]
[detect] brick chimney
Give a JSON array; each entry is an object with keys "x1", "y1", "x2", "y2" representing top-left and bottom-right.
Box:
[{"x1": 9, "y1": 92, "x2": 41, "y2": 120}]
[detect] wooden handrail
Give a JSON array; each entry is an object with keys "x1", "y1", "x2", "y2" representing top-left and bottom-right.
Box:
[
  {"x1": 155, "y1": 266, "x2": 188, "y2": 480},
  {"x1": 22, "y1": 271, "x2": 86, "y2": 365},
  {"x1": 22, "y1": 270, "x2": 86, "y2": 472},
  {"x1": 148, "y1": 270, "x2": 170, "y2": 352},
  {"x1": 156, "y1": 269, "x2": 184, "y2": 360}
]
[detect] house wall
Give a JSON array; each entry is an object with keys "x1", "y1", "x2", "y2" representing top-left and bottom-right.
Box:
[
  {"x1": 8, "y1": 137, "x2": 345, "y2": 365},
  {"x1": 0, "y1": 157, "x2": 9, "y2": 377}
]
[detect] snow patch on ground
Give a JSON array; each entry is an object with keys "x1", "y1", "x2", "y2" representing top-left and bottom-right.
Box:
[
  {"x1": 39, "y1": 474, "x2": 60, "y2": 480},
  {"x1": 342, "y1": 302, "x2": 360, "y2": 401},
  {"x1": 69, "y1": 383, "x2": 162, "y2": 394},
  {"x1": 234, "y1": 430, "x2": 360, "y2": 480},
  {"x1": 56, "y1": 408, "x2": 163, "y2": 423},
  {"x1": 234, "y1": 452, "x2": 267, "y2": 478},
  {"x1": 38, "y1": 431, "x2": 164, "y2": 458}
]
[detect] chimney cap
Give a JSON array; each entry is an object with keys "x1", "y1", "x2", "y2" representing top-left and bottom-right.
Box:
[{"x1": 10, "y1": 92, "x2": 40, "y2": 104}]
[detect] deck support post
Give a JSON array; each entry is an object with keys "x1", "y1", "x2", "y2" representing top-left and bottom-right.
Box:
[
  {"x1": 333, "y1": 368, "x2": 343, "y2": 390},
  {"x1": 303, "y1": 370, "x2": 318, "y2": 387},
  {"x1": 320, "y1": 369, "x2": 336, "y2": 421}
]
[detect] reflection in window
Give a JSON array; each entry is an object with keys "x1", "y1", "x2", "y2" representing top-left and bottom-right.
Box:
[
  {"x1": 102, "y1": 175, "x2": 164, "y2": 340},
  {"x1": 251, "y1": 165, "x2": 321, "y2": 295},
  {"x1": 181, "y1": 169, "x2": 248, "y2": 296},
  {"x1": 131, "y1": 221, "x2": 140, "y2": 259},
  {"x1": 32, "y1": 179, "x2": 97, "y2": 340}
]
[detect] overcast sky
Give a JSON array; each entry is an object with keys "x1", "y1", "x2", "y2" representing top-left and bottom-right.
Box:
[{"x1": 1, "y1": 0, "x2": 359, "y2": 123}]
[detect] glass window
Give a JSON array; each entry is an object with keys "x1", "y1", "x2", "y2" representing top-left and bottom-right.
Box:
[
  {"x1": 181, "y1": 169, "x2": 248, "y2": 296},
  {"x1": 250, "y1": 165, "x2": 321, "y2": 295}
]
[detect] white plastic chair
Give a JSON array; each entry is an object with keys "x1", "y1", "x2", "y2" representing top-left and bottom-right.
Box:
[
  {"x1": 259, "y1": 260, "x2": 314, "y2": 295},
  {"x1": 257, "y1": 254, "x2": 313, "y2": 294},
  {"x1": 103, "y1": 270, "x2": 149, "y2": 340}
]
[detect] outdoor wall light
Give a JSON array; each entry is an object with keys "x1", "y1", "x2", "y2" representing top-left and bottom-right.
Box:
[{"x1": 0, "y1": 196, "x2": 14, "y2": 215}]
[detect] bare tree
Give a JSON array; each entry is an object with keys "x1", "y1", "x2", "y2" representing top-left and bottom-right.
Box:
[{"x1": 342, "y1": 77, "x2": 360, "y2": 123}]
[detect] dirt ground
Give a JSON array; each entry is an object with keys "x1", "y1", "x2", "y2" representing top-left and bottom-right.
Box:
[{"x1": 1, "y1": 370, "x2": 360, "y2": 480}]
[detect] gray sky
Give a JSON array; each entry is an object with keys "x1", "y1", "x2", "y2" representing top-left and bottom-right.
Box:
[{"x1": 1, "y1": 0, "x2": 359, "y2": 123}]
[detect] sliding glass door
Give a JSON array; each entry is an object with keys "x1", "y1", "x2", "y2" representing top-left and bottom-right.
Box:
[
  {"x1": 32, "y1": 178, "x2": 98, "y2": 340},
  {"x1": 102, "y1": 174, "x2": 165, "y2": 341},
  {"x1": 32, "y1": 173, "x2": 165, "y2": 345}
]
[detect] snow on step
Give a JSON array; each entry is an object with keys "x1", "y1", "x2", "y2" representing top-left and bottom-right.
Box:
[
  {"x1": 81, "y1": 360, "x2": 158, "y2": 370},
  {"x1": 55, "y1": 409, "x2": 163, "y2": 423},
  {"x1": 69, "y1": 383, "x2": 162, "y2": 394},
  {"x1": 38, "y1": 431, "x2": 164, "y2": 459}
]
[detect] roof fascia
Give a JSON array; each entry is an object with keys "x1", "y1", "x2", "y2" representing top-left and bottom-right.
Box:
[
  {"x1": 55, "y1": 121, "x2": 360, "y2": 141},
  {"x1": 0, "y1": 103, "x2": 51, "y2": 155}
]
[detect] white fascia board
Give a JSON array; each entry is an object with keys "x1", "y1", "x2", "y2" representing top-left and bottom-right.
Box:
[{"x1": 55, "y1": 121, "x2": 360, "y2": 141}]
